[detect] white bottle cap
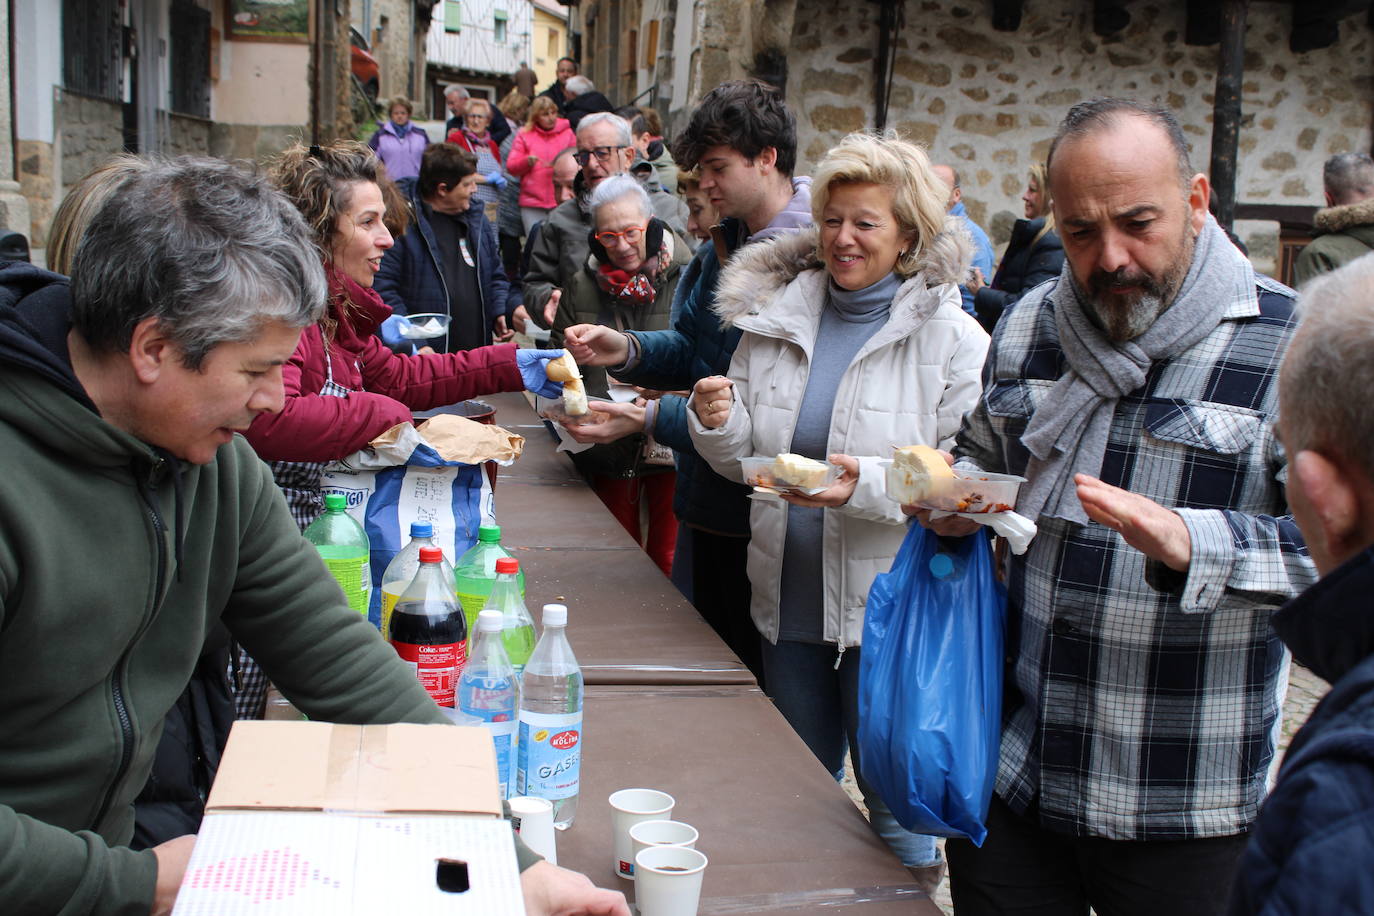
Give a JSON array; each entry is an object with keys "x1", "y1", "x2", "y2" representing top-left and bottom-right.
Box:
[
  {"x1": 542, "y1": 603, "x2": 568, "y2": 626},
  {"x1": 477, "y1": 609, "x2": 504, "y2": 632}
]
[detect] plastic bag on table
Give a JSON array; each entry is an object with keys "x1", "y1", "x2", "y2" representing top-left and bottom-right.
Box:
[{"x1": 856, "y1": 523, "x2": 1006, "y2": 845}]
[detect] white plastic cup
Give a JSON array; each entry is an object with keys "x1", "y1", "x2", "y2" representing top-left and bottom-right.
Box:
[
  {"x1": 608, "y1": 788, "x2": 675, "y2": 879},
  {"x1": 629, "y1": 820, "x2": 698, "y2": 883},
  {"x1": 635, "y1": 844, "x2": 708, "y2": 916},
  {"x1": 509, "y1": 795, "x2": 557, "y2": 865}
]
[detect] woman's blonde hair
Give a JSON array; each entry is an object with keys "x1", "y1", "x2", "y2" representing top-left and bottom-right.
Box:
[
  {"x1": 499, "y1": 88, "x2": 530, "y2": 122},
  {"x1": 810, "y1": 132, "x2": 949, "y2": 279},
  {"x1": 47, "y1": 155, "x2": 151, "y2": 276},
  {"x1": 1027, "y1": 162, "x2": 1055, "y2": 244},
  {"x1": 466, "y1": 97, "x2": 492, "y2": 119},
  {"x1": 527, "y1": 95, "x2": 558, "y2": 128}
]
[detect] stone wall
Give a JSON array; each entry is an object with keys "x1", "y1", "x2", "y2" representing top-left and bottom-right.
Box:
[
  {"x1": 18, "y1": 139, "x2": 54, "y2": 245},
  {"x1": 58, "y1": 90, "x2": 125, "y2": 195},
  {"x1": 783, "y1": 0, "x2": 1372, "y2": 272},
  {"x1": 168, "y1": 113, "x2": 212, "y2": 156},
  {"x1": 209, "y1": 123, "x2": 310, "y2": 163}
]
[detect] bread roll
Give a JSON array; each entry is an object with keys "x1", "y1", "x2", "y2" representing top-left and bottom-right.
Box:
[
  {"x1": 887, "y1": 445, "x2": 955, "y2": 503},
  {"x1": 772, "y1": 453, "x2": 831, "y2": 489},
  {"x1": 545, "y1": 352, "x2": 581, "y2": 383},
  {"x1": 562, "y1": 377, "x2": 588, "y2": 416}
]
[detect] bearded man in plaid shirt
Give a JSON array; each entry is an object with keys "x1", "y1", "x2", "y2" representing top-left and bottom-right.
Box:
[{"x1": 915, "y1": 99, "x2": 1318, "y2": 915}]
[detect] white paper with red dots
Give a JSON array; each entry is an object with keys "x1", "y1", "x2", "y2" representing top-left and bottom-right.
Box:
[{"x1": 172, "y1": 811, "x2": 524, "y2": 914}]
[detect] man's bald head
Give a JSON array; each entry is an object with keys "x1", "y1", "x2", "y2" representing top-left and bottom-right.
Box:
[{"x1": 931, "y1": 164, "x2": 960, "y2": 211}]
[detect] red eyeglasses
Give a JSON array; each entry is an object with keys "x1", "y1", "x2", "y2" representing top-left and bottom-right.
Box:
[{"x1": 593, "y1": 224, "x2": 647, "y2": 246}]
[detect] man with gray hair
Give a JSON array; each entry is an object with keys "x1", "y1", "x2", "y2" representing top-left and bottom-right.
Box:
[
  {"x1": 917, "y1": 98, "x2": 1316, "y2": 914},
  {"x1": 520, "y1": 112, "x2": 688, "y2": 333},
  {"x1": 1225, "y1": 253, "x2": 1374, "y2": 912},
  {"x1": 1293, "y1": 152, "x2": 1374, "y2": 285},
  {"x1": 0, "y1": 157, "x2": 628, "y2": 916},
  {"x1": 562, "y1": 75, "x2": 615, "y2": 132}
]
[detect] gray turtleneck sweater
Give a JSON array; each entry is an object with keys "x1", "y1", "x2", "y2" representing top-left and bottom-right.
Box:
[{"x1": 777, "y1": 271, "x2": 901, "y2": 643}]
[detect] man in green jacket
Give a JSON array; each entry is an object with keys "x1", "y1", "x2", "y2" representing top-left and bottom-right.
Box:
[
  {"x1": 1293, "y1": 152, "x2": 1374, "y2": 286},
  {"x1": 0, "y1": 158, "x2": 625, "y2": 916}
]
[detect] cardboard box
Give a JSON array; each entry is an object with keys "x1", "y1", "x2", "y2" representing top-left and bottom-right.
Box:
[{"x1": 172, "y1": 721, "x2": 525, "y2": 915}]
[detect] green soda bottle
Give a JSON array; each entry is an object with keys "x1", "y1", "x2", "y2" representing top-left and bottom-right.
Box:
[
  {"x1": 481, "y1": 557, "x2": 537, "y2": 678},
  {"x1": 455, "y1": 525, "x2": 524, "y2": 636},
  {"x1": 304, "y1": 493, "x2": 372, "y2": 616}
]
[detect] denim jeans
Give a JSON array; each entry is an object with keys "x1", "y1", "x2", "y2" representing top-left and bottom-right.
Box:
[{"x1": 760, "y1": 637, "x2": 940, "y2": 868}]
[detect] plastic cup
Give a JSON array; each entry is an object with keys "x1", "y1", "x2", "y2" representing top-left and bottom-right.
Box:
[
  {"x1": 509, "y1": 795, "x2": 557, "y2": 865},
  {"x1": 635, "y1": 845, "x2": 707, "y2": 916},
  {"x1": 629, "y1": 820, "x2": 698, "y2": 883},
  {"x1": 608, "y1": 788, "x2": 674, "y2": 879}
]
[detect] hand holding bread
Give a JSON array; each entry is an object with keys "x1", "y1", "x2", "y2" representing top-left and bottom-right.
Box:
[{"x1": 692, "y1": 376, "x2": 733, "y2": 429}]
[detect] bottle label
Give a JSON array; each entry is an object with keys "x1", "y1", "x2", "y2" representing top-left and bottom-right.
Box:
[
  {"x1": 517, "y1": 710, "x2": 581, "y2": 800},
  {"x1": 392, "y1": 640, "x2": 465, "y2": 706},
  {"x1": 474, "y1": 716, "x2": 516, "y2": 800},
  {"x1": 380, "y1": 588, "x2": 402, "y2": 636},
  {"x1": 322, "y1": 555, "x2": 371, "y2": 616}
]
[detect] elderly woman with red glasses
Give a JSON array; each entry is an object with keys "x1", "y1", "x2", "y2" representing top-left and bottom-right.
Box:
[{"x1": 549, "y1": 173, "x2": 692, "y2": 575}]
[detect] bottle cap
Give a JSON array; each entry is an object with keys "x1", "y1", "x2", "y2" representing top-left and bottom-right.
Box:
[
  {"x1": 419, "y1": 546, "x2": 444, "y2": 564},
  {"x1": 494, "y1": 557, "x2": 519, "y2": 575},
  {"x1": 929, "y1": 553, "x2": 955, "y2": 578},
  {"x1": 409, "y1": 521, "x2": 435, "y2": 538},
  {"x1": 323, "y1": 493, "x2": 347, "y2": 511},
  {"x1": 477, "y1": 609, "x2": 504, "y2": 632},
  {"x1": 478, "y1": 525, "x2": 502, "y2": 542},
  {"x1": 542, "y1": 603, "x2": 568, "y2": 626}
]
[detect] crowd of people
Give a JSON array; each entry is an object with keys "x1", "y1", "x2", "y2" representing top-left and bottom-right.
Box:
[{"x1": 1, "y1": 57, "x2": 1372, "y2": 916}]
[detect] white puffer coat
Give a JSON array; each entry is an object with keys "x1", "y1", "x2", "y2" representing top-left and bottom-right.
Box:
[{"x1": 688, "y1": 226, "x2": 990, "y2": 648}]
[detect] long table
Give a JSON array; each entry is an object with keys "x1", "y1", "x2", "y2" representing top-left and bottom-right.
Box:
[{"x1": 471, "y1": 393, "x2": 938, "y2": 913}]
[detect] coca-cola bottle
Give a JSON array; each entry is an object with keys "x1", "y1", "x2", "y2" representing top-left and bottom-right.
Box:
[{"x1": 387, "y1": 547, "x2": 467, "y2": 707}]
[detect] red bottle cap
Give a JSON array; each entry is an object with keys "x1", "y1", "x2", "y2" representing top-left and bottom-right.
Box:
[
  {"x1": 418, "y1": 547, "x2": 444, "y2": 564},
  {"x1": 494, "y1": 557, "x2": 519, "y2": 574}
]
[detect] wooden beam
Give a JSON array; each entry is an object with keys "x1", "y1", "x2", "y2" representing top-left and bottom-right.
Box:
[{"x1": 1208, "y1": 0, "x2": 1247, "y2": 233}]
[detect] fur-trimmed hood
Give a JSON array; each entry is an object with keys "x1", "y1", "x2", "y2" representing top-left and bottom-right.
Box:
[
  {"x1": 1314, "y1": 197, "x2": 1374, "y2": 234},
  {"x1": 711, "y1": 216, "x2": 973, "y2": 327}
]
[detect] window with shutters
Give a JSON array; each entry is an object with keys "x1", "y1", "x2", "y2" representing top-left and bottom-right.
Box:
[
  {"x1": 63, "y1": 0, "x2": 122, "y2": 101},
  {"x1": 444, "y1": 0, "x2": 462, "y2": 33},
  {"x1": 170, "y1": 0, "x2": 211, "y2": 117},
  {"x1": 494, "y1": 9, "x2": 507, "y2": 44}
]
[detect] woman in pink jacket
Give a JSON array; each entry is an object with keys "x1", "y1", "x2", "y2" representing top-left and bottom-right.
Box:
[{"x1": 506, "y1": 96, "x2": 574, "y2": 233}]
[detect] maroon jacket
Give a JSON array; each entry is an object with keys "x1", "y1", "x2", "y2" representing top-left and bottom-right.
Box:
[{"x1": 246, "y1": 266, "x2": 523, "y2": 463}]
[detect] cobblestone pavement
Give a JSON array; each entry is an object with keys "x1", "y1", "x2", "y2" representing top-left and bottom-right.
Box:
[{"x1": 840, "y1": 664, "x2": 1332, "y2": 914}]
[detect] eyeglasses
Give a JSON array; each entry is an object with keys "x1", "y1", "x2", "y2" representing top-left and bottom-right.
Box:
[
  {"x1": 574, "y1": 146, "x2": 629, "y2": 167},
  {"x1": 593, "y1": 224, "x2": 647, "y2": 246},
  {"x1": 465, "y1": 112, "x2": 489, "y2": 120}
]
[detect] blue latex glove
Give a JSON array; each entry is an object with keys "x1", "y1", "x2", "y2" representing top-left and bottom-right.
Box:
[
  {"x1": 516, "y1": 348, "x2": 567, "y2": 399},
  {"x1": 380, "y1": 314, "x2": 414, "y2": 348},
  {"x1": 487, "y1": 171, "x2": 508, "y2": 189}
]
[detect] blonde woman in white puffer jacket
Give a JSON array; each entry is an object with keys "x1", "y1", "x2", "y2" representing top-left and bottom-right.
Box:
[{"x1": 687, "y1": 132, "x2": 989, "y2": 883}]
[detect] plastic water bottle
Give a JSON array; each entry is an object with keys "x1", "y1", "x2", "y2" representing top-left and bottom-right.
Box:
[
  {"x1": 388, "y1": 547, "x2": 467, "y2": 707},
  {"x1": 517, "y1": 603, "x2": 583, "y2": 829},
  {"x1": 380, "y1": 522, "x2": 454, "y2": 637},
  {"x1": 460, "y1": 610, "x2": 519, "y2": 799},
  {"x1": 481, "y1": 557, "x2": 537, "y2": 679},
  {"x1": 455, "y1": 525, "x2": 525, "y2": 637},
  {"x1": 304, "y1": 493, "x2": 371, "y2": 616}
]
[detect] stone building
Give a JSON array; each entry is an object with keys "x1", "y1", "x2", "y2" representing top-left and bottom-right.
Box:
[
  {"x1": 8, "y1": 0, "x2": 411, "y2": 253},
  {"x1": 581, "y1": 0, "x2": 1373, "y2": 275}
]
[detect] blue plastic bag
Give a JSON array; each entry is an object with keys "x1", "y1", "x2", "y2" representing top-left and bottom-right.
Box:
[{"x1": 857, "y1": 523, "x2": 1006, "y2": 845}]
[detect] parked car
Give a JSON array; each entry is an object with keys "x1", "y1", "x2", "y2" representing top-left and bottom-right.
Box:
[{"x1": 350, "y1": 27, "x2": 380, "y2": 101}]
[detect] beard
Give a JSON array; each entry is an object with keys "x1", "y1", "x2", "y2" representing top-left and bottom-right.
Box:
[{"x1": 1084, "y1": 224, "x2": 1195, "y2": 342}]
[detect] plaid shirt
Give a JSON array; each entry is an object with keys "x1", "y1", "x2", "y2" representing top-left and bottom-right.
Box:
[{"x1": 955, "y1": 272, "x2": 1317, "y2": 841}]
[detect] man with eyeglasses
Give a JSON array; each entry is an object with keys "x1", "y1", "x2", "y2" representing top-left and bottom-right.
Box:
[{"x1": 520, "y1": 112, "x2": 688, "y2": 334}]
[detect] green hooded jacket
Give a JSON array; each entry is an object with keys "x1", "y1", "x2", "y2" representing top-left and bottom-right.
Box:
[{"x1": 0, "y1": 266, "x2": 469, "y2": 914}]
